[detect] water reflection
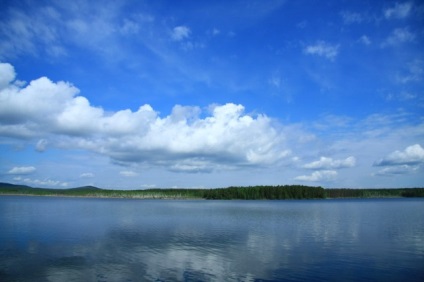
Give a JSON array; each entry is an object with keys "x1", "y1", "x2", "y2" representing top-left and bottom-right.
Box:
[{"x1": 0, "y1": 197, "x2": 423, "y2": 281}]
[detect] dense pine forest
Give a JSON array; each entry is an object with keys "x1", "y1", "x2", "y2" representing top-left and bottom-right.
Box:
[{"x1": 0, "y1": 182, "x2": 423, "y2": 199}]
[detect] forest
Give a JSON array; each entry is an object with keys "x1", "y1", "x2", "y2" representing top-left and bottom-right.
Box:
[{"x1": 1, "y1": 182, "x2": 423, "y2": 199}]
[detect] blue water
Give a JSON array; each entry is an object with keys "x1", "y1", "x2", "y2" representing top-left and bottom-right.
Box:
[{"x1": 0, "y1": 196, "x2": 423, "y2": 281}]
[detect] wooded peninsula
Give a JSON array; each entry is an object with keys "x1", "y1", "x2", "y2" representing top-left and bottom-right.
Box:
[{"x1": 1, "y1": 182, "x2": 423, "y2": 199}]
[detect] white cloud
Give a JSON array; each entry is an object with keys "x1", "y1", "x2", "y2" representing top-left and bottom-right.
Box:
[
  {"x1": 374, "y1": 144, "x2": 424, "y2": 166},
  {"x1": 7, "y1": 166, "x2": 36, "y2": 175},
  {"x1": 0, "y1": 76, "x2": 79, "y2": 128},
  {"x1": 171, "y1": 26, "x2": 191, "y2": 41},
  {"x1": 382, "y1": 28, "x2": 415, "y2": 47},
  {"x1": 2, "y1": 62, "x2": 423, "y2": 188},
  {"x1": 304, "y1": 41, "x2": 339, "y2": 60},
  {"x1": 0, "y1": 66, "x2": 291, "y2": 173},
  {"x1": 13, "y1": 176, "x2": 68, "y2": 187},
  {"x1": 80, "y1": 172, "x2": 94, "y2": 178},
  {"x1": 120, "y1": 170, "x2": 139, "y2": 177},
  {"x1": 295, "y1": 170, "x2": 337, "y2": 182},
  {"x1": 0, "y1": 63, "x2": 16, "y2": 90},
  {"x1": 56, "y1": 96, "x2": 104, "y2": 135},
  {"x1": 384, "y1": 2, "x2": 412, "y2": 19},
  {"x1": 374, "y1": 165, "x2": 419, "y2": 176},
  {"x1": 303, "y1": 156, "x2": 356, "y2": 170}
]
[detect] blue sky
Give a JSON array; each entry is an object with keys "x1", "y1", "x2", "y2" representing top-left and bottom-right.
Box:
[{"x1": 0, "y1": 0, "x2": 423, "y2": 189}]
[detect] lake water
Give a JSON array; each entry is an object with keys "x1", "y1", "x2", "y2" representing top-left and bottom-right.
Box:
[{"x1": 0, "y1": 196, "x2": 423, "y2": 281}]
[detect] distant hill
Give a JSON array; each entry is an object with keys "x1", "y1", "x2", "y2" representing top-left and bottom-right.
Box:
[
  {"x1": 0, "y1": 182, "x2": 104, "y2": 195},
  {"x1": 68, "y1": 186, "x2": 102, "y2": 191},
  {"x1": 0, "y1": 182, "x2": 101, "y2": 191},
  {"x1": 0, "y1": 182, "x2": 33, "y2": 190}
]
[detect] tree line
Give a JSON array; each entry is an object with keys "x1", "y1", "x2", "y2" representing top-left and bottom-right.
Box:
[
  {"x1": 0, "y1": 182, "x2": 423, "y2": 199},
  {"x1": 203, "y1": 185, "x2": 325, "y2": 199},
  {"x1": 325, "y1": 188, "x2": 424, "y2": 198}
]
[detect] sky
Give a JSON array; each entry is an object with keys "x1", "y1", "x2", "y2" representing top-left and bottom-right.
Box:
[{"x1": 0, "y1": 0, "x2": 423, "y2": 189}]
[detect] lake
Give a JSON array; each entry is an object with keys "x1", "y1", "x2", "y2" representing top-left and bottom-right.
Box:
[{"x1": 0, "y1": 196, "x2": 423, "y2": 281}]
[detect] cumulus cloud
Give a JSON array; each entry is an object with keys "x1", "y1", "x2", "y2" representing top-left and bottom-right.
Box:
[
  {"x1": 0, "y1": 63, "x2": 16, "y2": 89},
  {"x1": 0, "y1": 65, "x2": 80, "y2": 128},
  {"x1": 374, "y1": 144, "x2": 424, "y2": 166},
  {"x1": 7, "y1": 166, "x2": 36, "y2": 175},
  {"x1": 0, "y1": 64, "x2": 290, "y2": 173},
  {"x1": 171, "y1": 26, "x2": 191, "y2": 41},
  {"x1": 295, "y1": 170, "x2": 337, "y2": 182},
  {"x1": 304, "y1": 41, "x2": 339, "y2": 60},
  {"x1": 303, "y1": 156, "x2": 356, "y2": 170},
  {"x1": 384, "y1": 2, "x2": 412, "y2": 19}
]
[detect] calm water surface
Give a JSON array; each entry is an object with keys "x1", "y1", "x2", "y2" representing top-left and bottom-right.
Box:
[{"x1": 0, "y1": 196, "x2": 423, "y2": 281}]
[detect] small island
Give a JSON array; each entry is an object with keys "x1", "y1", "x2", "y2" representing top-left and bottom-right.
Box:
[{"x1": 1, "y1": 182, "x2": 423, "y2": 199}]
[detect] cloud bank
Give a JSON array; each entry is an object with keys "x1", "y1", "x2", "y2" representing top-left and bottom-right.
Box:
[
  {"x1": 0, "y1": 63, "x2": 290, "y2": 173},
  {"x1": 1, "y1": 62, "x2": 423, "y2": 188}
]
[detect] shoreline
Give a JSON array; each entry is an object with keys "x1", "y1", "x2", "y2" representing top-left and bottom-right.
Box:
[
  {"x1": 1, "y1": 184, "x2": 423, "y2": 200},
  {"x1": 0, "y1": 193, "x2": 413, "y2": 200},
  {"x1": 0, "y1": 193, "x2": 205, "y2": 200}
]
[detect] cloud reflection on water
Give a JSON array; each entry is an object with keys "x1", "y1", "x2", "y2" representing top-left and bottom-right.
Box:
[{"x1": 0, "y1": 198, "x2": 423, "y2": 281}]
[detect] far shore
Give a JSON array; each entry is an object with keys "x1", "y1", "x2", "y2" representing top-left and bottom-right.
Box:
[
  {"x1": 1, "y1": 183, "x2": 423, "y2": 200},
  {"x1": 0, "y1": 193, "x2": 205, "y2": 200},
  {"x1": 0, "y1": 193, "x2": 419, "y2": 201}
]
